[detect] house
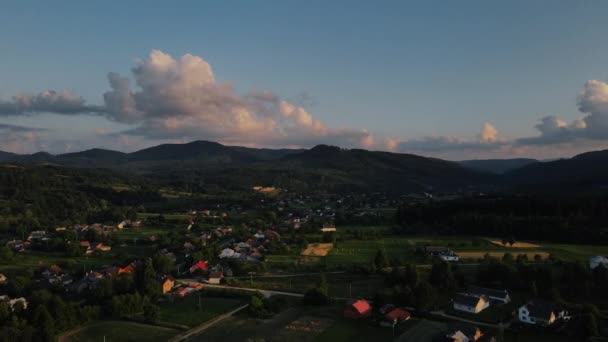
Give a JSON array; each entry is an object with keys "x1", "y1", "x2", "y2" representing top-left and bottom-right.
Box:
[
  {"x1": 344, "y1": 299, "x2": 372, "y2": 319},
  {"x1": 518, "y1": 300, "x2": 566, "y2": 326},
  {"x1": 160, "y1": 275, "x2": 174, "y2": 294},
  {"x1": 453, "y1": 294, "x2": 489, "y2": 314},
  {"x1": 208, "y1": 272, "x2": 224, "y2": 284},
  {"x1": 464, "y1": 286, "x2": 511, "y2": 304},
  {"x1": 189, "y1": 261, "x2": 208, "y2": 273},
  {"x1": 0, "y1": 296, "x2": 28, "y2": 310},
  {"x1": 445, "y1": 323, "x2": 483, "y2": 342},
  {"x1": 590, "y1": 256, "x2": 608, "y2": 270},
  {"x1": 380, "y1": 308, "x2": 411, "y2": 327},
  {"x1": 118, "y1": 263, "x2": 137, "y2": 274},
  {"x1": 320, "y1": 226, "x2": 336, "y2": 233}
]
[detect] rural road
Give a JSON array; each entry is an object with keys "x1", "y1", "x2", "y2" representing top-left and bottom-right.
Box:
[{"x1": 179, "y1": 279, "x2": 353, "y2": 301}]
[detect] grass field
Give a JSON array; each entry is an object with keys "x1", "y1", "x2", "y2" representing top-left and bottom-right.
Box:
[
  {"x1": 314, "y1": 317, "x2": 397, "y2": 342},
  {"x1": 395, "y1": 319, "x2": 447, "y2": 342},
  {"x1": 62, "y1": 321, "x2": 179, "y2": 342},
  {"x1": 137, "y1": 212, "x2": 192, "y2": 221},
  {"x1": 457, "y1": 251, "x2": 549, "y2": 260},
  {"x1": 0, "y1": 244, "x2": 155, "y2": 275},
  {"x1": 158, "y1": 295, "x2": 244, "y2": 327}
]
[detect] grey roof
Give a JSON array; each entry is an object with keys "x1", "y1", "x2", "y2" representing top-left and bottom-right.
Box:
[
  {"x1": 453, "y1": 293, "x2": 483, "y2": 307},
  {"x1": 525, "y1": 301, "x2": 556, "y2": 319},
  {"x1": 466, "y1": 285, "x2": 509, "y2": 299},
  {"x1": 447, "y1": 322, "x2": 479, "y2": 338}
]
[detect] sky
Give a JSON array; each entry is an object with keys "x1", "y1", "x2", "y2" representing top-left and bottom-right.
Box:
[{"x1": 2, "y1": 1, "x2": 608, "y2": 160}]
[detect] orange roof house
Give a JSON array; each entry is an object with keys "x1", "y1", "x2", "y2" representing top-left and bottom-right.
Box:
[
  {"x1": 344, "y1": 299, "x2": 372, "y2": 319},
  {"x1": 118, "y1": 263, "x2": 136, "y2": 274},
  {"x1": 161, "y1": 275, "x2": 174, "y2": 294}
]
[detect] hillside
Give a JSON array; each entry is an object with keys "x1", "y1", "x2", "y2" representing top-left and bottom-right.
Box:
[
  {"x1": 0, "y1": 141, "x2": 497, "y2": 194},
  {"x1": 506, "y1": 149, "x2": 608, "y2": 190},
  {"x1": 459, "y1": 158, "x2": 538, "y2": 174}
]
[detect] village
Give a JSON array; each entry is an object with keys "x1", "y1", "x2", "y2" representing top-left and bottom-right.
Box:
[{"x1": 1, "y1": 189, "x2": 607, "y2": 342}]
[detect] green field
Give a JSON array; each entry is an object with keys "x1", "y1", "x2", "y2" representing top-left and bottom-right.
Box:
[
  {"x1": 137, "y1": 212, "x2": 192, "y2": 221},
  {"x1": 62, "y1": 321, "x2": 179, "y2": 342},
  {"x1": 0, "y1": 244, "x2": 155, "y2": 275},
  {"x1": 314, "y1": 317, "x2": 398, "y2": 342},
  {"x1": 158, "y1": 295, "x2": 244, "y2": 327}
]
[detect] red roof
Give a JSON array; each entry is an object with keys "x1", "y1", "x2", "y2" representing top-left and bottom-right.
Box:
[
  {"x1": 118, "y1": 264, "x2": 136, "y2": 274},
  {"x1": 195, "y1": 261, "x2": 208, "y2": 271},
  {"x1": 385, "y1": 308, "x2": 411, "y2": 321},
  {"x1": 351, "y1": 300, "x2": 372, "y2": 314}
]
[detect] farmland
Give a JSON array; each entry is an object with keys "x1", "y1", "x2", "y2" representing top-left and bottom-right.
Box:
[
  {"x1": 157, "y1": 295, "x2": 245, "y2": 327},
  {"x1": 61, "y1": 321, "x2": 180, "y2": 342}
]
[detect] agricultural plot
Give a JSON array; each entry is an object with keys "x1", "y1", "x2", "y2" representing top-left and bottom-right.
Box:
[
  {"x1": 61, "y1": 321, "x2": 179, "y2": 342},
  {"x1": 301, "y1": 243, "x2": 334, "y2": 257},
  {"x1": 487, "y1": 240, "x2": 541, "y2": 248},
  {"x1": 158, "y1": 295, "x2": 244, "y2": 327}
]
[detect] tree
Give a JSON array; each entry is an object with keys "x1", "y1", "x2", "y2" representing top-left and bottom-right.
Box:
[
  {"x1": 0, "y1": 246, "x2": 13, "y2": 261},
  {"x1": 152, "y1": 253, "x2": 173, "y2": 274},
  {"x1": 248, "y1": 294, "x2": 270, "y2": 318},
  {"x1": 502, "y1": 252, "x2": 514, "y2": 264},
  {"x1": 143, "y1": 303, "x2": 160, "y2": 324},
  {"x1": 33, "y1": 306, "x2": 56, "y2": 342},
  {"x1": 374, "y1": 249, "x2": 389, "y2": 270},
  {"x1": 430, "y1": 260, "x2": 454, "y2": 290},
  {"x1": 414, "y1": 281, "x2": 435, "y2": 311}
]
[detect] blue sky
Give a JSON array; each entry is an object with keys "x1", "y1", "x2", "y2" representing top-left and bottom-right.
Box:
[{"x1": 2, "y1": 1, "x2": 608, "y2": 159}]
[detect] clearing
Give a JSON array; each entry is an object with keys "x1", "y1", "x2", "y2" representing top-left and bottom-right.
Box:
[
  {"x1": 487, "y1": 240, "x2": 541, "y2": 248},
  {"x1": 302, "y1": 243, "x2": 334, "y2": 257}
]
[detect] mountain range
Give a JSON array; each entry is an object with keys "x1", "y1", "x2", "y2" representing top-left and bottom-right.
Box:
[{"x1": 1, "y1": 140, "x2": 607, "y2": 193}]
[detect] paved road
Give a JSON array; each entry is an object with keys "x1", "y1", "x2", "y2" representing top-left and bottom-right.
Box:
[{"x1": 168, "y1": 304, "x2": 249, "y2": 342}]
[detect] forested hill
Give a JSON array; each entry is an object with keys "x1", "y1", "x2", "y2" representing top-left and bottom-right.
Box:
[
  {"x1": 458, "y1": 158, "x2": 538, "y2": 174},
  {"x1": 0, "y1": 141, "x2": 497, "y2": 194},
  {"x1": 3, "y1": 141, "x2": 608, "y2": 194},
  {"x1": 0, "y1": 165, "x2": 163, "y2": 230}
]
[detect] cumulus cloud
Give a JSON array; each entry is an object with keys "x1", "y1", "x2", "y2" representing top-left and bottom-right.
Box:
[
  {"x1": 0, "y1": 124, "x2": 46, "y2": 154},
  {"x1": 103, "y1": 50, "x2": 372, "y2": 147},
  {"x1": 516, "y1": 80, "x2": 608, "y2": 145},
  {"x1": 0, "y1": 90, "x2": 102, "y2": 116},
  {"x1": 395, "y1": 123, "x2": 504, "y2": 154},
  {"x1": 0, "y1": 50, "x2": 372, "y2": 149}
]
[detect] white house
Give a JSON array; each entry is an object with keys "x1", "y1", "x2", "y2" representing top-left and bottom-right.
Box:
[
  {"x1": 590, "y1": 256, "x2": 608, "y2": 270},
  {"x1": 440, "y1": 254, "x2": 460, "y2": 262},
  {"x1": 453, "y1": 294, "x2": 490, "y2": 314},
  {"x1": 0, "y1": 295, "x2": 28, "y2": 310},
  {"x1": 518, "y1": 301, "x2": 566, "y2": 326}
]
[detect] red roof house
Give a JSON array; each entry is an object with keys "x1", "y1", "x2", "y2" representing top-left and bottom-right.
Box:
[
  {"x1": 381, "y1": 308, "x2": 411, "y2": 326},
  {"x1": 189, "y1": 261, "x2": 208, "y2": 273},
  {"x1": 344, "y1": 299, "x2": 372, "y2": 319}
]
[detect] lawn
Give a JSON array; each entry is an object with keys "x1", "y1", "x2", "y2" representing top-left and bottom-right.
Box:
[
  {"x1": 395, "y1": 319, "x2": 447, "y2": 342},
  {"x1": 61, "y1": 321, "x2": 179, "y2": 342},
  {"x1": 158, "y1": 295, "x2": 244, "y2": 327}
]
